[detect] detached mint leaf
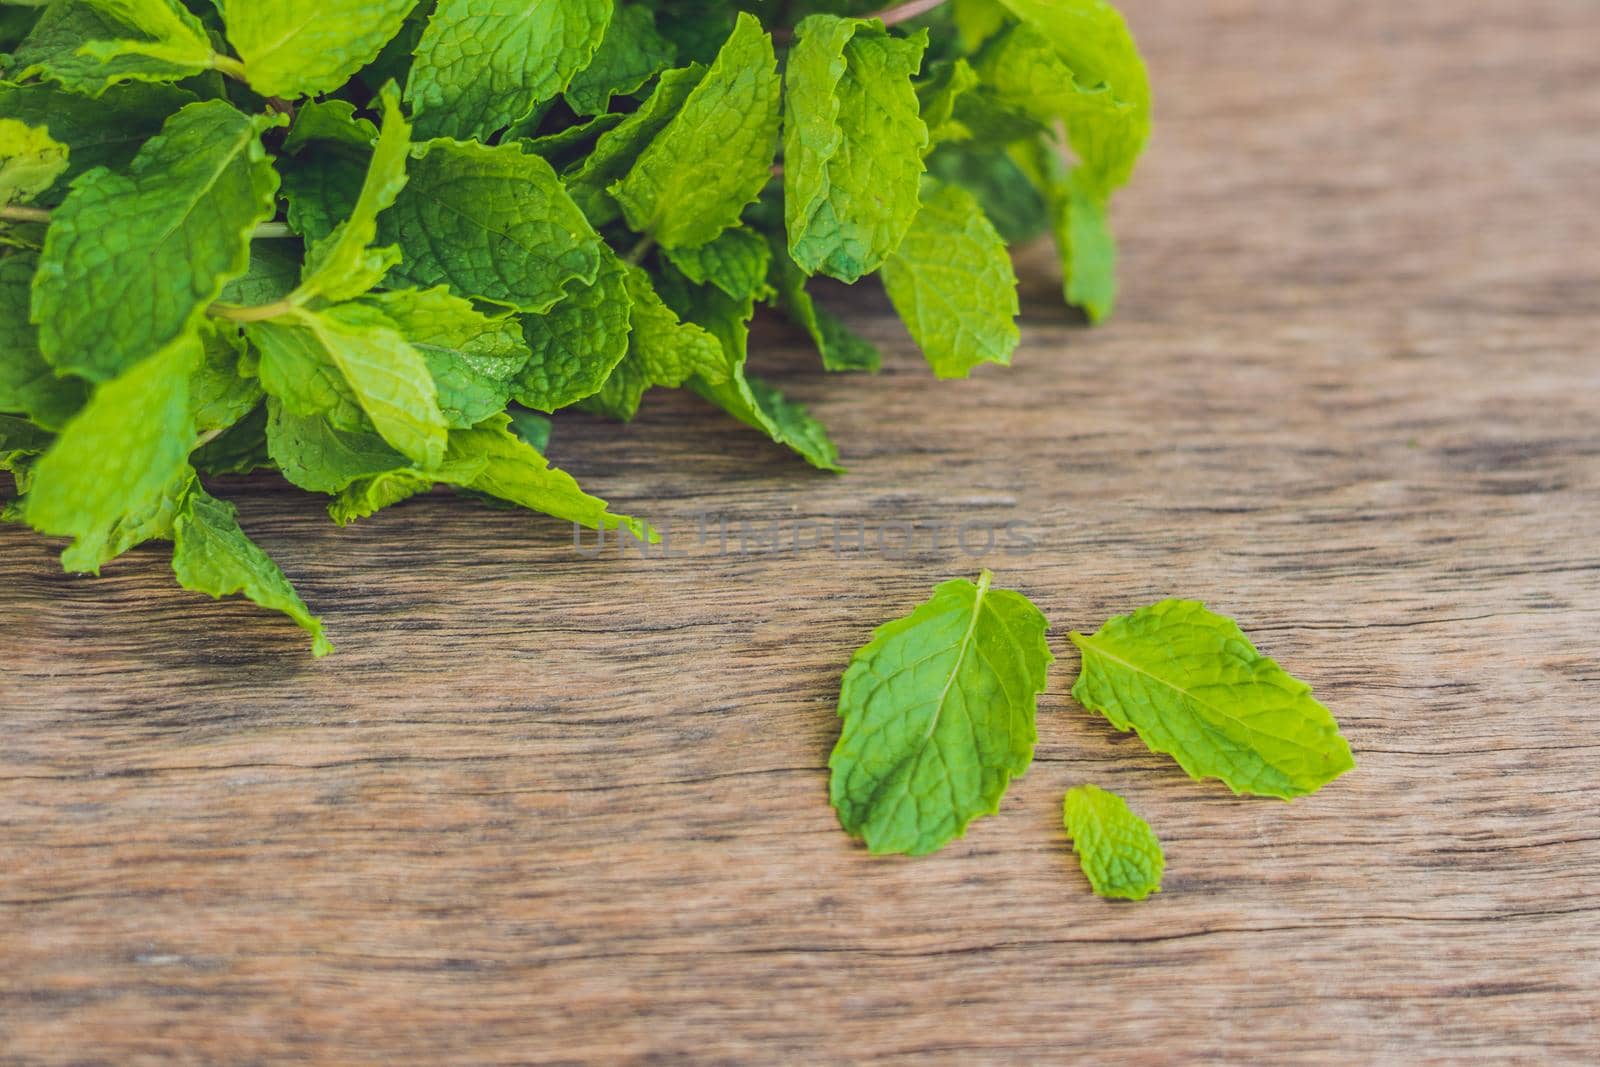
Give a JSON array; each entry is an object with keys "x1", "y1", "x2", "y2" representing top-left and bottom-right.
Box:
[
  {"x1": 1063, "y1": 785, "x2": 1164, "y2": 900},
  {"x1": 564, "y1": 2, "x2": 675, "y2": 116},
  {"x1": 380, "y1": 137, "x2": 601, "y2": 313},
  {"x1": 32, "y1": 100, "x2": 281, "y2": 382},
  {"x1": 612, "y1": 13, "x2": 779, "y2": 249},
  {"x1": 512, "y1": 245, "x2": 632, "y2": 412},
  {"x1": 0, "y1": 119, "x2": 68, "y2": 206},
  {"x1": 171, "y1": 485, "x2": 333, "y2": 657},
  {"x1": 1070, "y1": 600, "x2": 1357, "y2": 799},
  {"x1": 830, "y1": 570, "x2": 1053, "y2": 855},
  {"x1": 223, "y1": 0, "x2": 418, "y2": 99},
  {"x1": 23, "y1": 331, "x2": 200, "y2": 573},
  {"x1": 881, "y1": 180, "x2": 1019, "y2": 379},
  {"x1": 783, "y1": 15, "x2": 927, "y2": 282},
  {"x1": 405, "y1": 0, "x2": 612, "y2": 141}
]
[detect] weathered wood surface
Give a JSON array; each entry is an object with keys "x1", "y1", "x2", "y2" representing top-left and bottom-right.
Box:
[{"x1": 4, "y1": 0, "x2": 1599, "y2": 1061}]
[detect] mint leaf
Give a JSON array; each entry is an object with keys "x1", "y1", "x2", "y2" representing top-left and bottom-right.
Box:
[
  {"x1": 783, "y1": 15, "x2": 927, "y2": 282},
  {"x1": 379, "y1": 136, "x2": 601, "y2": 313},
  {"x1": 365, "y1": 287, "x2": 531, "y2": 430},
  {"x1": 0, "y1": 119, "x2": 68, "y2": 206},
  {"x1": 405, "y1": 0, "x2": 612, "y2": 141},
  {"x1": 563, "y1": 60, "x2": 703, "y2": 226},
  {"x1": 0, "y1": 82, "x2": 193, "y2": 202},
  {"x1": 32, "y1": 100, "x2": 280, "y2": 382},
  {"x1": 293, "y1": 83, "x2": 409, "y2": 305},
  {"x1": 223, "y1": 0, "x2": 418, "y2": 99},
  {"x1": 1063, "y1": 784, "x2": 1164, "y2": 900},
  {"x1": 881, "y1": 180, "x2": 1019, "y2": 379},
  {"x1": 830, "y1": 570, "x2": 1053, "y2": 855},
  {"x1": 512, "y1": 244, "x2": 632, "y2": 412},
  {"x1": 916, "y1": 57, "x2": 979, "y2": 149},
  {"x1": 612, "y1": 13, "x2": 779, "y2": 249},
  {"x1": 189, "y1": 319, "x2": 260, "y2": 431},
  {"x1": 22, "y1": 331, "x2": 200, "y2": 573},
  {"x1": 583, "y1": 262, "x2": 724, "y2": 420},
  {"x1": 769, "y1": 235, "x2": 881, "y2": 373},
  {"x1": 1070, "y1": 600, "x2": 1357, "y2": 799},
  {"x1": 11, "y1": 0, "x2": 215, "y2": 95},
  {"x1": 564, "y1": 2, "x2": 675, "y2": 116},
  {"x1": 663, "y1": 226, "x2": 772, "y2": 303},
  {"x1": 171, "y1": 484, "x2": 333, "y2": 657},
  {"x1": 265, "y1": 400, "x2": 407, "y2": 494},
  {"x1": 0, "y1": 250, "x2": 89, "y2": 430}
]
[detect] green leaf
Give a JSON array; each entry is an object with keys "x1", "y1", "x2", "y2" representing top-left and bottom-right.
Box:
[
  {"x1": 366, "y1": 286, "x2": 531, "y2": 428},
  {"x1": 582, "y1": 261, "x2": 723, "y2": 420},
  {"x1": 1063, "y1": 784, "x2": 1164, "y2": 901},
  {"x1": 438, "y1": 412, "x2": 653, "y2": 541},
  {"x1": 191, "y1": 402, "x2": 270, "y2": 475},
  {"x1": 1070, "y1": 600, "x2": 1357, "y2": 799},
  {"x1": 987, "y1": 2, "x2": 1151, "y2": 196},
  {"x1": 264, "y1": 399, "x2": 406, "y2": 494},
  {"x1": 405, "y1": 0, "x2": 612, "y2": 141},
  {"x1": 293, "y1": 83, "x2": 410, "y2": 305},
  {"x1": 829, "y1": 570, "x2": 1053, "y2": 855},
  {"x1": 248, "y1": 302, "x2": 447, "y2": 468},
  {"x1": 218, "y1": 239, "x2": 302, "y2": 307},
  {"x1": 663, "y1": 226, "x2": 772, "y2": 303},
  {"x1": 881, "y1": 180, "x2": 1019, "y2": 379},
  {"x1": 783, "y1": 15, "x2": 927, "y2": 282},
  {"x1": 0, "y1": 119, "x2": 68, "y2": 206},
  {"x1": 0, "y1": 82, "x2": 194, "y2": 203},
  {"x1": 22, "y1": 331, "x2": 200, "y2": 573},
  {"x1": 663, "y1": 269, "x2": 842, "y2": 471},
  {"x1": 1049, "y1": 162, "x2": 1117, "y2": 322},
  {"x1": 519, "y1": 111, "x2": 623, "y2": 169},
  {"x1": 564, "y1": 2, "x2": 675, "y2": 115},
  {"x1": 171, "y1": 484, "x2": 333, "y2": 657},
  {"x1": 611, "y1": 12, "x2": 779, "y2": 249},
  {"x1": 222, "y1": 0, "x2": 418, "y2": 99},
  {"x1": 10, "y1": 0, "x2": 215, "y2": 96},
  {"x1": 188, "y1": 319, "x2": 260, "y2": 431},
  {"x1": 927, "y1": 139, "x2": 1048, "y2": 244},
  {"x1": 32, "y1": 99, "x2": 281, "y2": 382},
  {"x1": 506, "y1": 408, "x2": 551, "y2": 452},
  {"x1": 512, "y1": 244, "x2": 631, "y2": 412},
  {"x1": 768, "y1": 235, "x2": 881, "y2": 373},
  {"x1": 916, "y1": 57, "x2": 979, "y2": 149},
  {"x1": 0, "y1": 250, "x2": 88, "y2": 430},
  {"x1": 563, "y1": 59, "x2": 703, "y2": 226},
  {"x1": 379, "y1": 136, "x2": 601, "y2": 313}
]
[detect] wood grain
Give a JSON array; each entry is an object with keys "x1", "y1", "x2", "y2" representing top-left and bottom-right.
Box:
[{"x1": 4, "y1": 0, "x2": 1599, "y2": 1061}]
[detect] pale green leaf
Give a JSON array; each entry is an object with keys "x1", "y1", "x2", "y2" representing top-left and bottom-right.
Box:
[
  {"x1": 293, "y1": 83, "x2": 410, "y2": 305},
  {"x1": 0, "y1": 250, "x2": 88, "y2": 430},
  {"x1": 1063, "y1": 784, "x2": 1164, "y2": 900},
  {"x1": 379, "y1": 137, "x2": 601, "y2": 313},
  {"x1": 881, "y1": 180, "x2": 1019, "y2": 379},
  {"x1": 1070, "y1": 600, "x2": 1357, "y2": 799},
  {"x1": 10, "y1": 0, "x2": 215, "y2": 95},
  {"x1": 0, "y1": 119, "x2": 68, "y2": 206},
  {"x1": 512, "y1": 244, "x2": 631, "y2": 412},
  {"x1": 564, "y1": 2, "x2": 675, "y2": 115},
  {"x1": 582, "y1": 261, "x2": 723, "y2": 420},
  {"x1": 222, "y1": 0, "x2": 418, "y2": 98},
  {"x1": 612, "y1": 12, "x2": 779, "y2": 249},
  {"x1": 563, "y1": 60, "x2": 702, "y2": 226},
  {"x1": 783, "y1": 15, "x2": 927, "y2": 282},
  {"x1": 829, "y1": 570, "x2": 1053, "y2": 855},
  {"x1": 171, "y1": 484, "x2": 333, "y2": 656},
  {"x1": 405, "y1": 0, "x2": 612, "y2": 141},
  {"x1": 663, "y1": 226, "x2": 772, "y2": 303},
  {"x1": 23, "y1": 331, "x2": 200, "y2": 573},
  {"x1": 366, "y1": 286, "x2": 531, "y2": 428},
  {"x1": 32, "y1": 100, "x2": 281, "y2": 382},
  {"x1": 250, "y1": 303, "x2": 447, "y2": 468}
]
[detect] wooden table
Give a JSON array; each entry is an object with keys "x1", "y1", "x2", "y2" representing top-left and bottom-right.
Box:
[{"x1": 5, "y1": 0, "x2": 1598, "y2": 1061}]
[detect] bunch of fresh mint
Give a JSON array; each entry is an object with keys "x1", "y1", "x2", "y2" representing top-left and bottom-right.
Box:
[{"x1": 0, "y1": 0, "x2": 1149, "y2": 654}]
